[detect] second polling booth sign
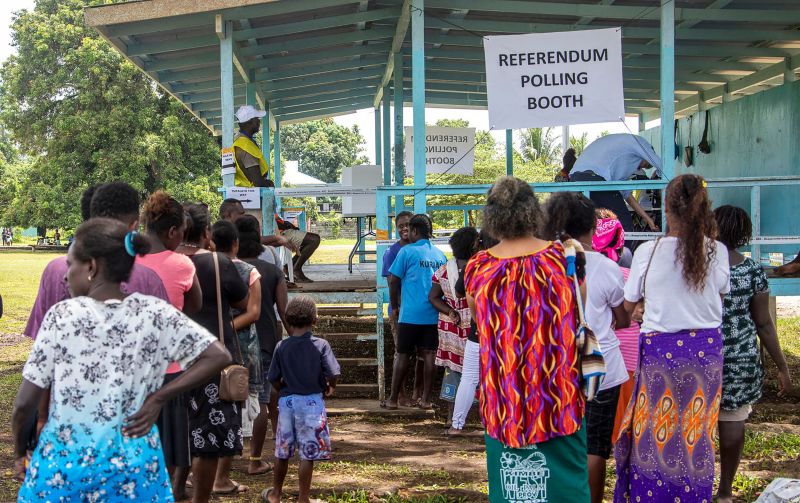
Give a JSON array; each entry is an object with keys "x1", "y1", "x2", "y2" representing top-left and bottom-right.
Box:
[
  {"x1": 484, "y1": 28, "x2": 625, "y2": 129},
  {"x1": 404, "y1": 126, "x2": 476, "y2": 176}
]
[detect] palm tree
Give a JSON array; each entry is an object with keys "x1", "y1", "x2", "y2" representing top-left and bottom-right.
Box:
[
  {"x1": 519, "y1": 127, "x2": 561, "y2": 167},
  {"x1": 569, "y1": 132, "x2": 589, "y2": 156}
]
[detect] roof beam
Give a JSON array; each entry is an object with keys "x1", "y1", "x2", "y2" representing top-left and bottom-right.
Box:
[
  {"x1": 259, "y1": 42, "x2": 391, "y2": 69},
  {"x1": 254, "y1": 55, "x2": 386, "y2": 81},
  {"x1": 416, "y1": 17, "x2": 800, "y2": 43},
  {"x1": 643, "y1": 54, "x2": 800, "y2": 122},
  {"x1": 422, "y1": 0, "x2": 800, "y2": 24},
  {"x1": 233, "y1": 7, "x2": 402, "y2": 41},
  {"x1": 85, "y1": 0, "x2": 364, "y2": 32},
  {"x1": 239, "y1": 27, "x2": 395, "y2": 58},
  {"x1": 262, "y1": 68, "x2": 384, "y2": 93},
  {"x1": 265, "y1": 78, "x2": 380, "y2": 101},
  {"x1": 374, "y1": 0, "x2": 412, "y2": 108}
]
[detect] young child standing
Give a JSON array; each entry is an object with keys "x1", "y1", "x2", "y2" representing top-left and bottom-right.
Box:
[{"x1": 263, "y1": 295, "x2": 340, "y2": 503}]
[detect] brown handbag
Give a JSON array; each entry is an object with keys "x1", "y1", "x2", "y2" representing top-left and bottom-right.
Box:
[{"x1": 212, "y1": 252, "x2": 249, "y2": 402}]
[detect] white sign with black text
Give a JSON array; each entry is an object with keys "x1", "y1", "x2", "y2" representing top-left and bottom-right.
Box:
[
  {"x1": 404, "y1": 126, "x2": 476, "y2": 176},
  {"x1": 483, "y1": 27, "x2": 624, "y2": 129},
  {"x1": 225, "y1": 187, "x2": 261, "y2": 209}
]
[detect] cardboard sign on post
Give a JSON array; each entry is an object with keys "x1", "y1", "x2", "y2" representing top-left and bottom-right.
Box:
[
  {"x1": 484, "y1": 28, "x2": 625, "y2": 129},
  {"x1": 221, "y1": 147, "x2": 236, "y2": 176},
  {"x1": 404, "y1": 126, "x2": 476, "y2": 176},
  {"x1": 225, "y1": 187, "x2": 261, "y2": 209}
]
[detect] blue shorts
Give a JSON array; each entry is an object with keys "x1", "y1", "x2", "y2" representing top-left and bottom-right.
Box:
[{"x1": 275, "y1": 393, "x2": 331, "y2": 461}]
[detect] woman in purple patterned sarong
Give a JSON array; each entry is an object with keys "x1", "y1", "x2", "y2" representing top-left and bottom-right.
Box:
[{"x1": 614, "y1": 174, "x2": 732, "y2": 503}]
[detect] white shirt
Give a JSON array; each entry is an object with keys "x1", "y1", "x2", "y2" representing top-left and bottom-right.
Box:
[
  {"x1": 624, "y1": 237, "x2": 731, "y2": 333},
  {"x1": 583, "y1": 251, "x2": 629, "y2": 390}
]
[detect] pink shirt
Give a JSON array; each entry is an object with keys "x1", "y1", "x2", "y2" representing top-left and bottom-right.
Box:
[
  {"x1": 616, "y1": 267, "x2": 641, "y2": 372},
  {"x1": 136, "y1": 251, "x2": 196, "y2": 311},
  {"x1": 136, "y1": 250, "x2": 196, "y2": 373}
]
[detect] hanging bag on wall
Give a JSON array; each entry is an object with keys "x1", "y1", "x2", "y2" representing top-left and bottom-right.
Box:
[
  {"x1": 698, "y1": 110, "x2": 711, "y2": 154},
  {"x1": 673, "y1": 119, "x2": 680, "y2": 159},
  {"x1": 684, "y1": 116, "x2": 694, "y2": 167}
]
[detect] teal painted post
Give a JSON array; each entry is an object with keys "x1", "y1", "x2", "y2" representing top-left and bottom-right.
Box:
[
  {"x1": 374, "y1": 107, "x2": 382, "y2": 168},
  {"x1": 245, "y1": 82, "x2": 256, "y2": 106},
  {"x1": 411, "y1": 0, "x2": 426, "y2": 213},
  {"x1": 751, "y1": 186, "x2": 761, "y2": 265},
  {"x1": 505, "y1": 129, "x2": 513, "y2": 175},
  {"x1": 263, "y1": 102, "x2": 271, "y2": 177},
  {"x1": 660, "y1": 0, "x2": 675, "y2": 180},
  {"x1": 393, "y1": 54, "x2": 404, "y2": 214},
  {"x1": 382, "y1": 89, "x2": 391, "y2": 187},
  {"x1": 463, "y1": 210, "x2": 469, "y2": 227},
  {"x1": 273, "y1": 121, "x2": 282, "y2": 211},
  {"x1": 262, "y1": 188, "x2": 276, "y2": 236},
  {"x1": 375, "y1": 189, "x2": 390, "y2": 401},
  {"x1": 220, "y1": 20, "x2": 235, "y2": 187}
]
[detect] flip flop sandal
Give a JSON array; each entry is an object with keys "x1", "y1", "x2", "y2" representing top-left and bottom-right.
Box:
[
  {"x1": 213, "y1": 482, "x2": 249, "y2": 495},
  {"x1": 261, "y1": 488, "x2": 275, "y2": 502}
]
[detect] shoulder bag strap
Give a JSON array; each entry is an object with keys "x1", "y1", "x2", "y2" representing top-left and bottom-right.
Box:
[
  {"x1": 212, "y1": 252, "x2": 245, "y2": 364},
  {"x1": 642, "y1": 237, "x2": 661, "y2": 300}
]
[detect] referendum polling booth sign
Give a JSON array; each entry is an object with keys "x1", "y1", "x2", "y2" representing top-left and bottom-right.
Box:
[
  {"x1": 404, "y1": 126, "x2": 476, "y2": 176},
  {"x1": 484, "y1": 27, "x2": 624, "y2": 129}
]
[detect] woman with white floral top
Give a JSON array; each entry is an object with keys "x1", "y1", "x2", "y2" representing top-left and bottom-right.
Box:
[{"x1": 11, "y1": 218, "x2": 231, "y2": 503}]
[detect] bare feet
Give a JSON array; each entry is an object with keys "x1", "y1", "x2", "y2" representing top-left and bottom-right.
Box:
[
  {"x1": 248, "y1": 459, "x2": 272, "y2": 475},
  {"x1": 294, "y1": 270, "x2": 313, "y2": 283},
  {"x1": 716, "y1": 496, "x2": 733, "y2": 503},
  {"x1": 398, "y1": 397, "x2": 417, "y2": 407}
]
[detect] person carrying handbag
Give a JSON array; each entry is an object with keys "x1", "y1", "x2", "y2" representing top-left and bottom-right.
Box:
[{"x1": 179, "y1": 204, "x2": 251, "y2": 502}]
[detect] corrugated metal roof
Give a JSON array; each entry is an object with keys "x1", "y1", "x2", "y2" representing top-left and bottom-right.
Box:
[{"x1": 85, "y1": 0, "x2": 800, "y2": 133}]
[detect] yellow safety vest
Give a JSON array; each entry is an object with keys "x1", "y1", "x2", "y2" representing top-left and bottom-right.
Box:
[{"x1": 233, "y1": 134, "x2": 271, "y2": 187}]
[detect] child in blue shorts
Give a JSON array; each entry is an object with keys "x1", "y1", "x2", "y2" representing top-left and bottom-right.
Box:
[{"x1": 262, "y1": 295, "x2": 340, "y2": 503}]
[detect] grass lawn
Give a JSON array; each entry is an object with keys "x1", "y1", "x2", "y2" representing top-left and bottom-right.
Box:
[{"x1": 1, "y1": 251, "x2": 800, "y2": 501}]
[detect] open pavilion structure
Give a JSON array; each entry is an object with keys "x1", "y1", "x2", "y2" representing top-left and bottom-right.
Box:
[{"x1": 86, "y1": 0, "x2": 800, "y2": 399}]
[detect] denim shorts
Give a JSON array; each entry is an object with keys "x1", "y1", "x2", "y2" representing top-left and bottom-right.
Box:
[{"x1": 275, "y1": 393, "x2": 331, "y2": 461}]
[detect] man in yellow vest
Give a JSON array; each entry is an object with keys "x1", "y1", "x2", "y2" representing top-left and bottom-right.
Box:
[
  {"x1": 231, "y1": 106, "x2": 321, "y2": 282},
  {"x1": 233, "y1": 105, "x2": 272, "y2": 187}
]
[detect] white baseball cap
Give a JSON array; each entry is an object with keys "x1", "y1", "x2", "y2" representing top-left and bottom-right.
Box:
[{"x1": 235, "y1": 105, "x2": 267, "y2": 123}]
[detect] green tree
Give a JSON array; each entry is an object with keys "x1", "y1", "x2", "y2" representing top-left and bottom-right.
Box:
[
  {"x1": 0, "y1": 0, "x2": 220, "y2": 229},
  {"x1": 569, "y1": 132, "x2": 589, "y2": 156},
  {"x1": 519, "y1": 127, "x2": 561, "y2": 167},
  {"x1": 280, "y1": 118, "x2": 369, "y2": 184}
]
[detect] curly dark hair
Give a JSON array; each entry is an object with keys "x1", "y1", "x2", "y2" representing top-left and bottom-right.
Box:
[
  {"x1": 235, "y1": 215, "x2": 263, "y2": 259},
  {"x1": 563, "y1": 148, "x2": 577, "y2": 173},
  {"x1": 80, "y1": 185, "x2": 101, "y2": 222},
  {"x1": 542, "y1": 192, "x2": 597, "y2": 241},
  {"x1": 714, "y1": 205, "x2": 752, "y2": 250},
  {"x1": 285, "y1": 295, "x2": 318, "y2": 327},
  {"x1": 211, "y1": 220, "x2": 238, "y2": 253},
  {"x1": 666, "y1": 174, "x2": 718, "y2": 290},
  {"x1": 478, "y1": 229, "x2": 499, "y2": 250},
  {"x1": 184, "y1": 203, "x2": 210, "y2": 244},
  {"x1": 483, "y1": 176, "x2": 542, "y2": 240},
  {"x1": 141, "y1": 191, "x2": 184, "y2": 236},
  {"x1": 90, "y1": 182, "x2": 140, "y2": 221},
  {"x1": 409, "y1": 214, "x2": 432, "y2": 239},
  {"x1": 72, "y1": 218, "x2": 151, "y2": 283},
  {"x1": 448, "y1": 227, "x2": 479, "y2": 260}
]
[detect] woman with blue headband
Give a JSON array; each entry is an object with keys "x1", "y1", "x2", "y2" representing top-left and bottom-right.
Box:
[{"x1": 11, "y1": 217, "x2": 232, "y2": 502}]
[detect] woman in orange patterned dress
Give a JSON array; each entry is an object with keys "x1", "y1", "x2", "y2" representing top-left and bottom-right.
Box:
[{"x1": 464, "y1": 176, "x2": 589, "y2": 502}]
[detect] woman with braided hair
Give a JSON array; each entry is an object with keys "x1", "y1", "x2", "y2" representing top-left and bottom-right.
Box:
[
  {"x1": 713, "y1": 205, "x2": 792, "y2": 503},
  {"x1": 614, "y1": 174, "x2": 731, "y2": 503}
]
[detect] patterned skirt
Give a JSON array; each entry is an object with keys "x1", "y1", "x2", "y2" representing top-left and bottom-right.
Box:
[
  {"x1": 613, "y1": 328, "x2": 723, "y2": 503},
  {"x1": 188, "y1": 376, "x2": 244, "y2": 458}
]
